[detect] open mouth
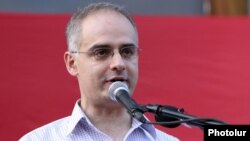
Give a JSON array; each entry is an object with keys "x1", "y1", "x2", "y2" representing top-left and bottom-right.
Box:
[
  {"x1": 110, "y1": 78, "x2": 126, "y2": 83},
  {"x1": 108, "y1": 77, "x2": 127, "y2": 83}
]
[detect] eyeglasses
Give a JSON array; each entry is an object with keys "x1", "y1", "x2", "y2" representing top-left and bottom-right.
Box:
[{"x1": 71, "y1": 46, "x2": 141, "y2": 61}]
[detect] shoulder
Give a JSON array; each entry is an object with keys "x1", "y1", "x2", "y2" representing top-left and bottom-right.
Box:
[
  {"x1": 155, "y1": 128, "x2": 180, "y2": 141},
  {"x1": 19, "y1": 116, "x2": 70, "y2": 141}
]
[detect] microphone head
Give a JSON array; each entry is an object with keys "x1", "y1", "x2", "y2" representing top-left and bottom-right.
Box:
[{"x1": 108, "y1": 81, "x2": 129, "y2": 101}]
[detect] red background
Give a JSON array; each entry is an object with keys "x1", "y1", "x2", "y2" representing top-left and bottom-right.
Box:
[{"x1": 0, "y1": 14, "x2": 250, "y2": 141}]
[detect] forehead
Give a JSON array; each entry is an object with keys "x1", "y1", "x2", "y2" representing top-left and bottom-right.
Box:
[
  {"x1": 82, "y1": 10, "x2": 136, "y2": 32},
  {"x1": 83, "y1": 9, "x2": 135, "y2": 28},
  {"x1": 79, "y1": 10, "x2": 138, "y2": 49}
]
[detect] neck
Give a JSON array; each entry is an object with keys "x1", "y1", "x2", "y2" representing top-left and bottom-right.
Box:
[
  {"x1": 81, "y1": 99, "x2": 131, "y2": 122},
  {"x1": 80, "y1": 99, "x2": 132, "y2": 140}
]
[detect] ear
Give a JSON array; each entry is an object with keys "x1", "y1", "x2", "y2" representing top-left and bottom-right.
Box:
[{"x1": 64, "y1": 51, "x2": 78, "y2": 76}]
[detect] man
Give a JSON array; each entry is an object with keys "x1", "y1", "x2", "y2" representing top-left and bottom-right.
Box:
[{"x1": 20, "y1": 2, "x2": 179, "y2": 141}]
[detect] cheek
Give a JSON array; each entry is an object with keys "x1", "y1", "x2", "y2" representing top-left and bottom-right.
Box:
[
  {"x1": 83, "y1": 63, "x2": 109, "y2": 83},
  {"x1": 131, "y1": 59, "x2": 139, "y2": 73},
  {"x1": 130, "y1": 64, "x2": 138, "y2": 75},
  {"x1": 83, "y1": 65, "x2": 105, "y2": 79},
  {"x1": 128, "y1": 61, "x2": 139, "y2": 80},
  {"x1": 78, "y1": 64, "x2": 108, "y2": 94}
]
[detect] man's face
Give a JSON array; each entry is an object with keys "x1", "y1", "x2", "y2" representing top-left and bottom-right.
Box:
[{"x1": 73, "y1": 11, "x2": 139, "y2": 106}]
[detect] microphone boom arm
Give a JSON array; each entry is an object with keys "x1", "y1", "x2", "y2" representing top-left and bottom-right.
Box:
[{"x1": 144, "y1": 104, "x2": 227, "y2": 129}]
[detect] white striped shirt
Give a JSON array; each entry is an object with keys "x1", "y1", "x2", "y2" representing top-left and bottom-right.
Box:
[{"x1": 19, "y1": 100, "x2": 179, "y2": 141}]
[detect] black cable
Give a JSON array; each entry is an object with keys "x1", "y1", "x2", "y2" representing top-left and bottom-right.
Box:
[{"x1": 145, "y1": 117, "x2": 227, "y2": 128}]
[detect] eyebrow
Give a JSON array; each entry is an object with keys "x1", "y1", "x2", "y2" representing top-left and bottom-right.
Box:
[
  {"x1": 88, "y1": 43, "x2": 137, "y2": 51},
  {"x1": 122, "y1": 43, "x2": 137, "y2": 48}
]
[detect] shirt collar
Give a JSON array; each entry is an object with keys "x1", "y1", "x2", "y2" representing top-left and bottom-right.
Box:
[
  {"x1": 66, "y1": 99, "x2": 86, "y2": 136},
  {"x1": 131, "y1": 117, "x2": 157, "y2": 139},
  {"x1": 66, "y1": 99, "x2": 156, "y2": 139}
]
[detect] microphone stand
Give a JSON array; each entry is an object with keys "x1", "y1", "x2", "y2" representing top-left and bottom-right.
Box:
[{"x1": 143, "y1": 104, "x2": 228, "y2": 129}]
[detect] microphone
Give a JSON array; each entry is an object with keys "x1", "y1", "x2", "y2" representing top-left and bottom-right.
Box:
[{"x1": 108, "y1": 81, "x2": 147, "y2": 123}]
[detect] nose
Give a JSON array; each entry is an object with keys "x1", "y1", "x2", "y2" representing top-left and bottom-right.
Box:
[{"x1": 109, "y1": 50, "x2": 125, "y2": 72}]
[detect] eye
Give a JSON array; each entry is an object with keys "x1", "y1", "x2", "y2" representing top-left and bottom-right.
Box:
[
  {"x1": 120, "y1": 47, "x2": 136, "y2": 58},
  {"x1": 93, "y1": 48, "x2": 112, "y2": 59}
]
